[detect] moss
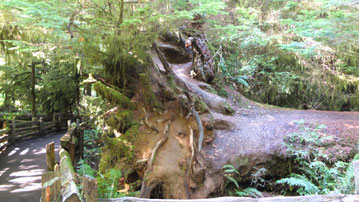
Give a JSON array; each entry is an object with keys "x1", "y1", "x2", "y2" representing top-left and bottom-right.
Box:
[
  {"x1": 106, "y1": 110, "x2": 136, "y2": 133},
  {"x1": 224, "y1": 102, "x2": 235, "y2": 115},
  {"x1": 167, "y1": 75, "x2": 177, "y2": 90},
  {"x1": 206, "y1": 85, "x2": 218, "y2": 95},
  {"x1": 193, "y1": 95, "x2": 209, "y2": 114},
  {"x1": 93, "y1": 82, "x2": 136, "y2": 109},
  {"x1": 139, "y1": 73, "x2": 161, "y2": 109},
  {"x1": 212, "y1": 78, "x2": 228, "y2": 98},
  {"x1": 122, "y1": 124, "x2": 139, "y2": 142},
  {"x1": 99, "y1": 131, "x2": 136, "y2": 173}
]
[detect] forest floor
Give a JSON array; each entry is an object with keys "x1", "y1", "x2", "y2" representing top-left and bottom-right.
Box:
[{"x1": 0, "y1": 131, "x2": 64, "y2": 202}]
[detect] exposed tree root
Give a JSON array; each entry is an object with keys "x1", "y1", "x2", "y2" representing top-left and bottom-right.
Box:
[
  {"x1": 140, "y1": 121, "x2": 172, "y2": 198},
  {"x1": 184, "y1": 126, "x2": 195, "y2": 199},
  {"x1": 153, "y1": 42, "x2": 204, "y2": 151},
  {"x1": 191, "y1": 106, "x2": 204, "y2": 151},
  {"x1": 142, "y1": 107, "x2": 159, "y2": 133}
]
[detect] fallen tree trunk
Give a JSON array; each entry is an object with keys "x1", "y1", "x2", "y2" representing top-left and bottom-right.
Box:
[{"x1": 140, "y1": 36, "x2": 359, "y2": 199}]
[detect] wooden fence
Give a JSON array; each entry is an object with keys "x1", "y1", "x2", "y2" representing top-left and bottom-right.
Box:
[
  {"x1": 0, "y1": 113, "x2": 70, "y2": 153},
  {"x1": 41, "y1": 120, "x2": 98, "y2": 202}
]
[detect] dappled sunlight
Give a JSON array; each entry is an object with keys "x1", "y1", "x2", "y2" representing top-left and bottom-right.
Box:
[
  {"x1": 20, "y1": 158, "x2": 36, "y2": 163},
  {"x1": 8, "y1": 148, "x2": 20, "y2": 157},
  {"x1": 32, "y1": 147, "x2": 46, "y2": 155},
  {"x1": 0, "y1": 167, "x2": 9, "y2": 177},
  {"x1": 0, "y1": 131, "x2": 65, "y2": 200},
  {"x1": 0, "y1": 184, "x2": 15, "y2": 192},
  {"x1": 11, "y1": 183, "x2": 42, "y2": 193},
  {"x1": 9, "y1": 176, "x2": 41, "y2": 184},
  {"x1": 9, "y1": 169, "x2": 45, "y2": 177},
  {"x1": 18, "y1": 165, "x2": 38, "y2": 170},
  {"x1": 19, "y1": 148, "x2": 29, "y2": 156}
]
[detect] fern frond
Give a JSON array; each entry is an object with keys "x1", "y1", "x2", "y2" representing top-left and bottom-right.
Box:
[
  {"x1": 276, "y1": 176, "x2": 319, "y2": 195},
  {"x1": 238, "y1": 187, "x2": 263, "y2": 198},
  {"x1": 225, "y1": 175, "x2": 239, "y2": 188},
  {"x1": 223, "y1": 164, "x2": 239, "y2": 174}
]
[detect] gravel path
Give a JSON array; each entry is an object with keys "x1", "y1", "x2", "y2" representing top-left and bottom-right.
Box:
[{"x1": 0, "y1": 131, "x2": 65, "y2": 202}]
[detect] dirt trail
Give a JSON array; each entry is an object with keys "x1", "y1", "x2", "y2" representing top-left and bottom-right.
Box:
[{"x1": 0, "y1": 131, "x2": 65, "y2": 202}]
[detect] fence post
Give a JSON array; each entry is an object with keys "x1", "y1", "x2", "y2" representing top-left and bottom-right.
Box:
[
  {"x1": 57, "y1": 114, "x2": 62, "y2": 131},
  {"x1": 53, "y1": 114, "x2": 58, "y2": 131},
  {"x1": 82, "y1": 175, "x2": 98, "y2": 202},
  {"x1": 2, "y1": 121, "x2": 6, "y2": 129},
  {"x1": 10, "y1": 117, "x2": 15, "y2": 144},
  {"x1": 46, "y1": 142, "x2": 55, "y2": 171},
  {"x1": 39, "y1": 117, "x2": 44, "y2": 134},
  {"x1": 67, "y1": 120, "x2": 71, "y2": 130}
]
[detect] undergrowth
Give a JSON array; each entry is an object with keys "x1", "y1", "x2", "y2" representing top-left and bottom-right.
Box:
[
  {"x1": 223, "y1": 164, "x2": 263, "y2": 198},
  {"x1": 276, "y1": 120, "x2": 358, "y2": 195}
]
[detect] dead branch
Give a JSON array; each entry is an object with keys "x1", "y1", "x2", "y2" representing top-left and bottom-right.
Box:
[{"x1": 102, "y1": 106, "x2": 119, "y2": 118}]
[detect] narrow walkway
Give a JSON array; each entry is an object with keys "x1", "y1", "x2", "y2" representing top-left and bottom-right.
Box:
[{"x1": 0, "y1": 131, "x2": 65, "y2": 202}]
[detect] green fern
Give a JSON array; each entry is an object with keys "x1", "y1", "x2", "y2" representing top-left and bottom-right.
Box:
[
  {"x1": 235, "y1": 187, "x2": 263, "y2": 198},
  {"x1": 76, "y1": 159, "x2": 97, "y2": 178},
  {"x1": 223, "y1": 164, "x2": 263, "y2": 198},
  {"x1": 276, "y1": 175, "x2": 319, "y2": 195}
]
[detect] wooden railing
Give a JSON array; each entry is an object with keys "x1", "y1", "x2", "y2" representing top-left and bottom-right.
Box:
[
  {"x1": 0, "y1": 113, "x2": 70, "y2": 153},
  {"x1": 41, "y1": 120, "x2": 98, "y2": 202}
]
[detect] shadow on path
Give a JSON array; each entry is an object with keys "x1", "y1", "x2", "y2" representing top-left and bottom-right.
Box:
[{"x1": 0, "y1": 131, "x2": 65, "y2": 202}]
